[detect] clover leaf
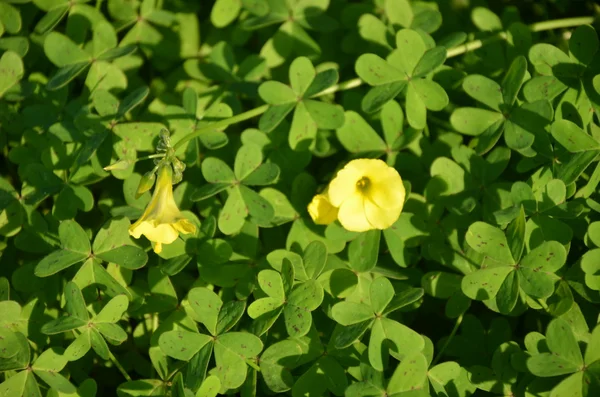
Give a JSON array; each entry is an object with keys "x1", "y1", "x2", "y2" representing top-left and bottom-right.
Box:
[
  {"x1": 248, "y1": 256, "x2": 325, "y2": 337},
  {"x1": 451, "y1": 56, "x2": 556, "y2": 156},
  {"x1": 355, "y1": 28, "x2": 449, "y2": 127},
  {"x1": 242, "y1": 0, "x2": 337, "y2": 68},
  {"x1": 332, "y1": 277, "x2": 424, "y2": 370},
  {"x1": 43, "y1": 21, "x2": 137, "y2": 90},
  {"x1": 159, "y1": 287, "x2": 262, "y2": 390},
  {"x1": 527, "y1": 318, "x2": 600, "y2": 396},
  {"x1": 35, "y1": 218, "x2": 148, "y2": 278},
  {"x1": 462, "y1": 218, "x2": 567, "y2": 314},
  {"x1": 191, "y1": 143, "x2": 280, "y2": 235},
  {"x1": 0, "y1": 335, "x2": 77, "y2": 395},
  {"x1": 40, "y1": 282, "x2": 129, "y2": 361},
  {"x1": 336, "y1": 100, "x2": 420, "y2": 164},
  {"x1": 258, "y1": 56, "x2": 344, "y2": 150}
]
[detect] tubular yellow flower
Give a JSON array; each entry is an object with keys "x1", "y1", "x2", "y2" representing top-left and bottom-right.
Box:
[
  {"x1": 129, "y1": 165, "x2": 196, "y2": 253},
  {"x1": 328, "y1": 159, "x2": 405, "y2": 232},
  {"x1": 308, "y1": 193, "x2": 338, "y2": 225}
]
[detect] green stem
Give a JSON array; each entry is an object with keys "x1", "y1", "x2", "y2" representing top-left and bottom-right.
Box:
[
  {"x1": 529, "y1": 16, "x2": 595, "y2": 32},
  {"x1": 138, "y1": 153, "x2": 166, "y2": 161},
  {"x1": 108, "y1": 350, "x2": 132, "y2": 382},
  {"x1": 172, "y1": 104, "x2": 269, "y2": 151},
  {"x1": 432, "y1": 313, "x2": 463, "y2": 366},
  {"x1": 536, "y1": 297, "x2": 550, "y2": 313},
  {"x1": 312, "y1": 77, "x2": 363, "y2": 97},
  {"x1": 170, "y1": 15, "x2": 595, "y2": 149},
  {"x1": 447, "y1": 15, "x2": 596, "y2": 58}
]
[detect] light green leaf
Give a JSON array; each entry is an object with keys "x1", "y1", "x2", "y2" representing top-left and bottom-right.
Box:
[
  {"x1": 394, "y1": 29, "x2": 426, "y2": 75},
  {"x1": 289, "y1": 101, "x2": 317, "y2": 151},
  {"x1": 355, "y1": 54, "x2": 403, "y2": 86},
  {"x1": 188, "y1": 287, "x2": 222, "y2": 335},
  {"x1": 461, "y1": 266, "x2": 513, "y2": 301},
  {"x1": 451, "y1": 108, "x2": 503, "y2": 136},
  {"x1": 159, "y1": 330, "x2": 212, "y2": 361},
  {"x1": 0, "y1": 51, "x2": 24, "y2": 98},
  {"x1": 257, "y1": 269, "x2": 285, "y2": 301},
  {"x1": 303, "y1": 99, "x2": 345, "y2": 130},
  {"x1": 369, "y1": 317, "x2": 424, "y2": 371},
  {"x1": 348, "y1": 230, "x2": 380, "y2": 272},
  {"x1": 335, "y1": 111, "x2": 386, "y2": 154},
  {"x1": 196, "y1": 376, "x2": 221, "y2": 397},
  {"x1": 211, "y1": 0, "x2": 241, "y2": 28},
  {"x1": 44, "y1": 32, "x2": 90, "y2": 67},
  {"x1": 94, "y1": 295, "x2": 128, "y2": 323},
  {"x1": 289, "y1": 56, "x2": 315, "y2": 97},
  {"x1": 466, "y1": 222, "x2": 515, "y2": 264},
  {"x1": 331, "y1": 301, "x2": 374, "y2": 326},
  {"x1": 551, "y1": 119, "x2": 600, "y2": 152},
  {"x1": 258, "y1": 81, "x2": 296, "y2": 105},
  {"x1": 370, "y1": 277, "x2": 394, "y2": 314},
  {"x1": 259, "y1": 340, "x2": 302, "y2": 393},
  {"x1": 462, "y1": 74, "x2": 503, "y2": 112},
  {"x1": 387, "y1": 352, "x2": 428, "y2": 393}
]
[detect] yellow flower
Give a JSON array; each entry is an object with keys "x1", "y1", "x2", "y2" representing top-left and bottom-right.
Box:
[
  {"x1": 328, "y1": 159, "x2": 405, "y2": 232},
  {"x1": 308, "y1": 193, "x2": 338, "y2": 225},
  {"x1": 129, "y1": 165, "x2": 196, "y2": 253}
]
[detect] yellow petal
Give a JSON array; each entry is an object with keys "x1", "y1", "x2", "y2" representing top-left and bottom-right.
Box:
[
  {"x1": 173, "y1": 218, "x2": 196, "y2": 235},
  {"x1": 368, "y1": 167, "x2": 405, "y2": 209},
  {"x1": 328, "y1": 164, "x2": 364, "y2": 207},
  {"x1": 364, "y1": 198, "x2": 402, "y2": 229},
  {"x1": 130, "y1": 220, "x2": 180, "y2": 246},
  {"x1": 308, "y1": 194, "x2": 339, "y2": 225},
  {"x1": 338, "y1": 194, "x2": 372, "y2": 232},
  {"x1": 153, "y1": 242, "x2": 163, "y2": 254}
]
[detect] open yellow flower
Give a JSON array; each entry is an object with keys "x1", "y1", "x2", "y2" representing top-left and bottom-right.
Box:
[
  {"x1": 328, "y1": 159, "x2": 405, "y2": 232},
  {"x1": 129, "y1": 165, "x2": 196, "y2": 253},
  {"x1": 308, "y1": 193, "x2": 338, "y2": 225}
]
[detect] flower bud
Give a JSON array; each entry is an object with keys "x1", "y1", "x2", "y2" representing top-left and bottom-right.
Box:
[
  {"x1": 136, "y1": 170, "x2": 156, "y2": 198},
  {"x1": 172, "y1": 158, "x2": 186, "y2": 184},
  {"x1": 103, "y1": 159, "x2": 132, "y2": 171}
]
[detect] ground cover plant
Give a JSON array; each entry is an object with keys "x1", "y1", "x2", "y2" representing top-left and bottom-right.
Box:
[{"x1": 2, "y1": 0, "x2": 600, "y2": 396}]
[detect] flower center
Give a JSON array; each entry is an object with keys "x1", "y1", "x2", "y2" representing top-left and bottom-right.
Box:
[{"x1": 356, "y1": 176, "x2": 371, "y2": 193}]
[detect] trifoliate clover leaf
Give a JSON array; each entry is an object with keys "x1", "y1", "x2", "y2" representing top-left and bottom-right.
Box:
[
  {"x1": 527, "y1": 319, "x2": 600, "y2": 396},
  {"x1": 40, "y1": 282, "x2": 129, "y2": 361},
  {"x1": 355, "y1": 28, "x2": 448, "y2": 125},
  {"x1": 192, "y1": 143, "x2": 280, "y2": 235},
  {"x1": 462, "y1": 220, "x2": 567, "y2": 314},
  {"x1": 43, "y1": 22, "x2": 136, "y2": 90},
  {"x1": 257, "y1": 57, "x2": 344, "y2": 150}
]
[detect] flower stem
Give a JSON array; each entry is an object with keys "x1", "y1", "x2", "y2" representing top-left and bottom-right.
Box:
[
  {"x1": 447, "y1": 15, "x2": 596, "y2": 58},
  {"x1": 529, "y1": 16, "x2": 595, "y2": 32},
  {"x1": 312, "y1": 77, "x2": 363, "y2": 98},
  {"x1": 172, "y1": 104, "x2": 269, "y2": 151},
  {"x1": 108, "y1": 349, "x2": 132, "y2": 382},
  {"x1": 432, "y1": 313, "x2": 463, "y2": 366}
]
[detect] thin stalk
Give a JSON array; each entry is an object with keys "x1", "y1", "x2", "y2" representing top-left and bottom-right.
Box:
[
  {"x1": 432, "y1": 313, "x2": 464, "y2": 366},
  {"x1": 447, "y1": 15, "x2": 596, "y2": 58},
  {"x1": 138, "y1": 153, "x2": 166, "y2": 161},
  {"x1": 536, "y1": 298, "x2": 550, "y2": 313},
  {"x1": 172, "y1": 104, "x2": 269, "y2": 151},
  {"x1": 530, "y1": 16, "x2": 595, "y2": 32},
  {"x1": 313, "y1": 77, "x2": 363, "y2": 97},
  {"x1": 108, "y1": 350, "x2": 132, "y2": 382}
]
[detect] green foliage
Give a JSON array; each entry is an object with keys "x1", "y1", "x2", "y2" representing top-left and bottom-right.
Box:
[{"x1": 2, "y1": 1, "x2": 600, "y2": 396}]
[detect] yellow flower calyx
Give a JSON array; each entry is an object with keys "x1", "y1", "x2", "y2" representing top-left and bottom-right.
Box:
[{"x1": 129, "y1": 164, "x2": 196, "y2": 253}]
